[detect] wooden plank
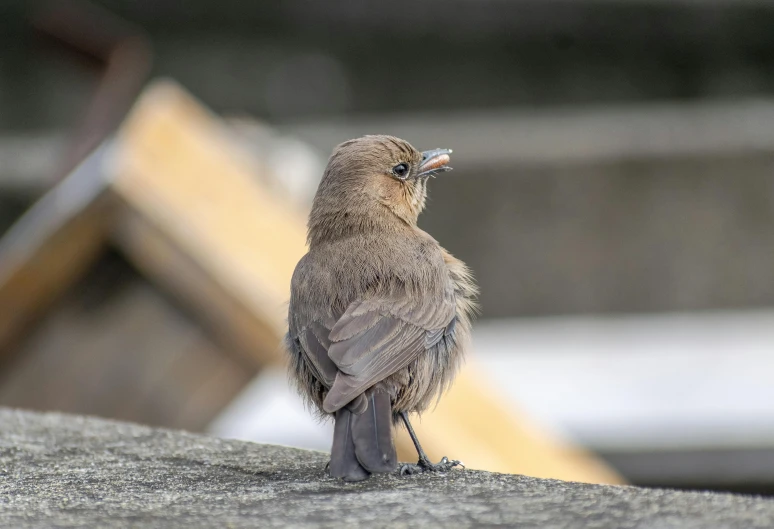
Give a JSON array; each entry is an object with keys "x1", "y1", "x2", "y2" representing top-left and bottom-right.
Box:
[
  {"x1": 108, "y1": 81, "x2": 623, "y2": 483},
  {"x1": 109, "y1": 81, "x2": 309, "y2": 366},
  {"x1": 111, "y1": 211, "x2": 280, "y2": 367},
  {"x1": 0, "y1": 146, "x2": 113, "y2": 354}
]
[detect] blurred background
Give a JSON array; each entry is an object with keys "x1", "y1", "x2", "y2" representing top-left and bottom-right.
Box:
[{"x1": 3, "y1": 0, "x2": 774, "y2": 494}]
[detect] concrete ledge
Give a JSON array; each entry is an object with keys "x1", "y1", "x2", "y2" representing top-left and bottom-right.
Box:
[{"x1": 1, "y1": 408, "x2": 772, "y2": 528}]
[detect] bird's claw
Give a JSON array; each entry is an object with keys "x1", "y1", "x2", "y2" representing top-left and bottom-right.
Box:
[
  {"x1": 399, "y1": 456, "x2": 464, "y2": 476},
  {"x1": 399, "y1": 463, "x2": 422, "y2": 476}
]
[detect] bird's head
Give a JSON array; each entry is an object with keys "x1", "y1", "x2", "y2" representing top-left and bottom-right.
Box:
[{"x1": 307, "y1": 135, "x2": 452, "y2": 245}]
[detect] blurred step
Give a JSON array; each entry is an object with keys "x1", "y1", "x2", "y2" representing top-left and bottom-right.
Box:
[{"x1": 473, "y1": 311, "x2": 774, "y2": 490}]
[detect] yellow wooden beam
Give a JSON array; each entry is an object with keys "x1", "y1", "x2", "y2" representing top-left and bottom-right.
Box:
[
  {"x1": 109, "y1": 81, "x2": 309, "y2": 366},
  {"x1": 109, "y1": 80, "x2": 623, "y2": 483}
]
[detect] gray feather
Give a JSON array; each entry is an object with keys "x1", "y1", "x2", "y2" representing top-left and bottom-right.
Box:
[
  {"x1": 299, "y1": 326, "x2": 337, "y2": 387},
  {"x1": 323, "y1": 330, "x2": 425, "y2": 413},
  {"x1": 329, "y1": 408, "x2": 370, "y2": 482},
  {"x1": 351, "y1": 387, "x2": 396, "y2": 473}
]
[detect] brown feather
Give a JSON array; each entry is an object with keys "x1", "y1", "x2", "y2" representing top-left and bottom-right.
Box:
[{"x1": 285, "y1": 135, "x2": 478, "y2": 476}]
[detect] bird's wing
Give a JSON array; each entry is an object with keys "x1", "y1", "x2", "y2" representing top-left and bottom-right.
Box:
[
  {"x1": 321, "y1": 293, "x2": 456, "y2": 413},
  {"x1": 297, "y1": 321, "x2": 338, "y2": 388}
]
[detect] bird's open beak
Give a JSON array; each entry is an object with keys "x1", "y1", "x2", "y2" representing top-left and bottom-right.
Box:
[{"x1": 418, "y1": 148, "x2": 453, "y2": 178}]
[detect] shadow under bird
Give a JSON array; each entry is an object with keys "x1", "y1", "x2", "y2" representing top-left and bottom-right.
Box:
[{"x1": 286, "y1": 135, "x2": 478, "y2": 481}]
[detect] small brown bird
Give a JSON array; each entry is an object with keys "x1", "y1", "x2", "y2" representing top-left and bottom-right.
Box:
[{"x1": 286, "y1": 135, "x2": 477, "y2": 481}]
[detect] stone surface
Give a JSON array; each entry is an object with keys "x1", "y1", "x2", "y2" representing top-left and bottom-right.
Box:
[{"x1": 0, "y1": 408, "x2": 773, "y2": 528}]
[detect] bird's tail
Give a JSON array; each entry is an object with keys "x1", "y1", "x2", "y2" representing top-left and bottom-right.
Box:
[{"x1": 329, "y1": 386, "x2": 396, "y2": 481}]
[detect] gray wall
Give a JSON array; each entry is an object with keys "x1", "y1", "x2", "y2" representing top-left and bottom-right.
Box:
[
  {"x1": 423, "y1": 154, "x2": 774, "y2": 317},
  {"x1": 5, "y1": 1, "x2": 774, "y2": 128},
  {"x1": 4, "y1": 0, "x2": 774, "y2": 317}
]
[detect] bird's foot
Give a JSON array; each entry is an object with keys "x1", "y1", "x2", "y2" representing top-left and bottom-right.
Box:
[{"x1": 399, "y1": 456, "x2": 464, "y2": 476}]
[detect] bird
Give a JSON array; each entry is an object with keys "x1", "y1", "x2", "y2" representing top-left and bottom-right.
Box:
[{"x1": 285, "y1": 135, "x2": 478, "y2": 482}]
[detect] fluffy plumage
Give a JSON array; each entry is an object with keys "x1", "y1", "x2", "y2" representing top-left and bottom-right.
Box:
[{"x1": 286, "y1": 135, "x2": 477, "y2": 481}]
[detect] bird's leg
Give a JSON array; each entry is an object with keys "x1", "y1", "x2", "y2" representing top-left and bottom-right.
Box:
[{"x1": 398, "y1": 411, "x2": 464, "y2": 476}]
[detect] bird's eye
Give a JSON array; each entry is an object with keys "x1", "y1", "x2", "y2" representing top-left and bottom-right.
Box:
[{"x1": 392, "y1": 163, "x2": 410, "y2": 179}]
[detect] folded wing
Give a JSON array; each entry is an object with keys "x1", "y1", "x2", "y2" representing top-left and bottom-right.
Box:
[{"x1": 322, "y1": 294, "x2": 456, "y2": 413}]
